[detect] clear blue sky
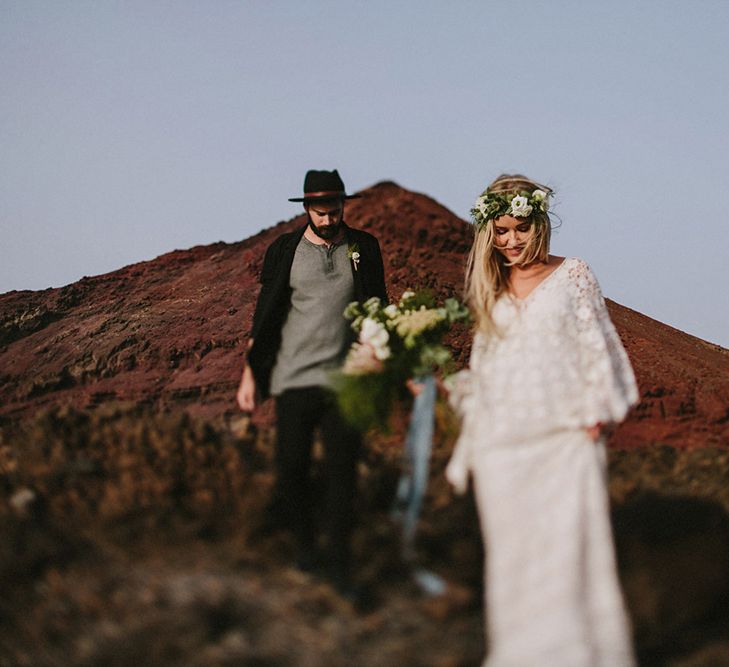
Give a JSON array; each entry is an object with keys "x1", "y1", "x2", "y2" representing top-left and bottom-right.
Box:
[{"x1": 2, "y1": 1, "x2": 728, "y2": 347}]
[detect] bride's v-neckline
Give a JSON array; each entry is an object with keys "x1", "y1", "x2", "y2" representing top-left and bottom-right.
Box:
[{"x1": 508, "y1": 258, "x2": 568, "y2": 304}]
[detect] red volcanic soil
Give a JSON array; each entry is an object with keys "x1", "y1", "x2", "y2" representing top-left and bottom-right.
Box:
[
  {"x1": 2, "y1": 182, "x2": 729, "y2": 667},
  {"x1": 1, "y1": 181, "x2": 727, "y2": 448}
]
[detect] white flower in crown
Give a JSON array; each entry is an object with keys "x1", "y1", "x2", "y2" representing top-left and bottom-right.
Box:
[
  {"x1": 531, "y1": 189, "x2": 549, "y2": 211},
  {"x1": 509, "y1": 195, "x2": 533, "y2": 217},
  {"x1": 359, "y1": 317, "x2": 391, "y2": 360},
  {"x1": 383, "y1": 304, "x2": 399, "y2": 318},
  {"x1": 475, "y1": 198, "x2": 489, "y2": 217}
]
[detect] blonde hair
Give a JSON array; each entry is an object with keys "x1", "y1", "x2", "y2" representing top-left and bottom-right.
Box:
[{"x1": 465, "y1": 174, "x2": 553, "y2": 335}]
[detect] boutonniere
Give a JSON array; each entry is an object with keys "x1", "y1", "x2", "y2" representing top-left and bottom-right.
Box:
[{"x1": 347, "y1": 243, "x2": 361, "y2": 271}]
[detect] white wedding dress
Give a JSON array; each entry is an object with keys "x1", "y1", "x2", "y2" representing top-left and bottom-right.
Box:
[{"x1": 447, "y1": 258, "x2": 638, "y2": 667}]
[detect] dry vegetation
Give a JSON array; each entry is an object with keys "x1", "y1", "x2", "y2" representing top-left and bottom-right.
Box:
[{"x1": 1, "y1": 406, "x2": 728, "y2": 666}]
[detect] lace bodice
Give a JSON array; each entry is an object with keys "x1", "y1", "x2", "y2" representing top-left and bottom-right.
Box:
[{"x1": 447, "y1": 258, "x2": 638, "y2": 491}]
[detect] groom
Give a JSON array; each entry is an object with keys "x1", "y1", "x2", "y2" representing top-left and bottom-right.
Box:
[{"x1": 237, "y1": 169, "x2": 387, "y2": 590}]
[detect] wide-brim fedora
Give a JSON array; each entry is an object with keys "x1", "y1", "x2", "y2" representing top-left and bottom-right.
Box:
[{"x1": 288, "y1": 169, "x2": 362, "y2": 202}]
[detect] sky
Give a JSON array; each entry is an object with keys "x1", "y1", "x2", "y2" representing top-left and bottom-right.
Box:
[{"x1": 2, "y1": 1, "x2": 728, "y2": 347}]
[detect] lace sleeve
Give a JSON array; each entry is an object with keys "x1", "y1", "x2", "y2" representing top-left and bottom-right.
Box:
[
  {"x1": 568, "y1": 259, "x2": 639, "y2": 426},
  {"x1": 445, "y1": 331, "x2": 487, "y2": 494},
  {"x1": 446, "y1": 331, "x2": 486, "y2": 416}
]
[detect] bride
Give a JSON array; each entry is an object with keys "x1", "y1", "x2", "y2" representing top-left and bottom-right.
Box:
[{"x1": 447, "y1": 174, "x2": 638, "y2": 666}]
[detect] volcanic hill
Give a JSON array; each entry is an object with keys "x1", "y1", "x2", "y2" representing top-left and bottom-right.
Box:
[
  {"x1": 3, "y1": 182, "x2": 729, "y2": 667},
  {"x1": 1, "y1": 181, "x2": 727, "y2": 448}
]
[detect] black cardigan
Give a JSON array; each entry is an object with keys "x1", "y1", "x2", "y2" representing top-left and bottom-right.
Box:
[{"x1": 247, "y1": 223, "x2": 388, "y2": 399}]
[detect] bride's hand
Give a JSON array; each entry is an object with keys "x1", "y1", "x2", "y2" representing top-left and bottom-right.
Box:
[{"x1": 406, "y1": 378, "x2": 424, "y2": 397}]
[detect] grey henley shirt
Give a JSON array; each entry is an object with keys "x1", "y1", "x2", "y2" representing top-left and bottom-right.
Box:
[{"x1": 269, "y1": 235, "x2": 355, "y2": 396}]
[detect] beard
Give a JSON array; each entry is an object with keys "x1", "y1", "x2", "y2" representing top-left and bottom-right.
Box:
[{"x1": 307, "y1": 216, "x2": 342, "y2": 240}]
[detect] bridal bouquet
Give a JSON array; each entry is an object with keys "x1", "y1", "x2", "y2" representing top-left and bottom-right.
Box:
[{"x1": 334, "y1": 290, "x2": 469, "y2": 431}]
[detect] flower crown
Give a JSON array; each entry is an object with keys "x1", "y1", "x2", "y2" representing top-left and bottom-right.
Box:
[{"x1": 471, "y1": 188, "x2": 551, "y2": 228}]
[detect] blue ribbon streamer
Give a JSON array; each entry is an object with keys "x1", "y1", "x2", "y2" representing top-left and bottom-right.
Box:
[
  {"x1": 391, "y1": 374, "x2": 436, "y2": 547},
  {"x1": 391, "y1": 374, "x2": 448, "y2": 596}
]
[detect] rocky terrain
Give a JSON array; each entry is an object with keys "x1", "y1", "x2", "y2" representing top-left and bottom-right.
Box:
[
  {"x1": 1, "y1": 182, "x2": 728, "y2": 666},
  {"x1": 2, "y1": 181, "x2": 726, "y2": 447}
]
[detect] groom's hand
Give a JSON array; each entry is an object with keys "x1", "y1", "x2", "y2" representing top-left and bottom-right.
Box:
[{"x1": 237, "y1": 364, "x2": 256, "y2": 412}]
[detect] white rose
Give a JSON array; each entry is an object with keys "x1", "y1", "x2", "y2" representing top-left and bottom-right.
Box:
[
  {"x1": 532, "y1": 189, "x2": 549, "y2": 211},
  {"x1": 510, "y1": 195, "x2": 533, "y2": 218},
  {"x1": 359, "y1": 318, "x2": 390, "y2": 360},
  {"x1": 343, "y1": 342, "x2": 383, "y2": 375},
  {"x1": 373, "y1": 343, "x2": 391, "y2": 360},
  {"x1": 383, "y1": 304, "x2": 399, "y2": 318}
]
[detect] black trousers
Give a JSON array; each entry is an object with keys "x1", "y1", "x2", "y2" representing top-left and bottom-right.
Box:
[{"x1": 273, "y1": 386, "x2": 361, "y2": 569}]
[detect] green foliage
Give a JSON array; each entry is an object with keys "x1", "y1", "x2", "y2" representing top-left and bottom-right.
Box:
[
  {"x1": 470, "y1": 188, "x2": 550, "y2": 228},
  {"x1": 334, "y1": 290, "x2": 470, "y2": 432},
  {"x1": 332, "y1": 372, "x2": 399, "y2": 433}
]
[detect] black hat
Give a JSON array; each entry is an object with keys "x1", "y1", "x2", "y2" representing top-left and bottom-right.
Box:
[{"x1": 288, "y1": 169, "x2": 362, "y2": 203}]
